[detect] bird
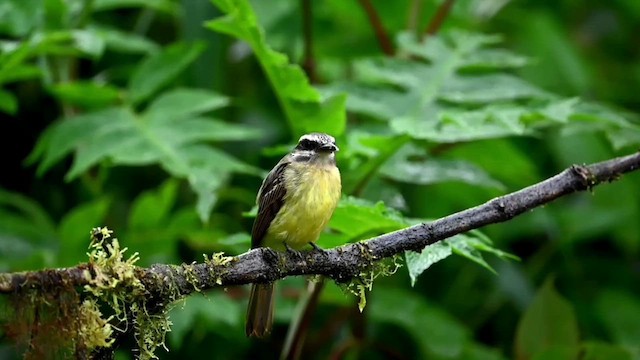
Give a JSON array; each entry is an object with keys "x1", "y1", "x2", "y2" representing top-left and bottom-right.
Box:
[{"x1": 246, "y1": 132, "x2": 342, "y2": 338}]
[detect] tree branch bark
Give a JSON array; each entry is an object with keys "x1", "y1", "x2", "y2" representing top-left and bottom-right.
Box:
[{"x1": 2, "y1": 151, "x2": 639, "y2": 300}]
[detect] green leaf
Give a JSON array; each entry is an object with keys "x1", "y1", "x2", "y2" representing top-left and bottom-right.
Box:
[
  {"x1": 49, "y1": 81, "x2": 121, "y2": 109},
  {"x1": 323, "y1": 30, "x2": 623, "y2": 145},
  {"x1": 144, "y1": 88, "x2": 229, "y2": 123},
  {"x1": 327, "y1": 197, "x2": 406, "y2": 243},
  {"x1": 0, "y1": 188, "x2": 57, "y2": 270},
  {"x1": 58, "y1": 198, "x2": 111, "y2": 266},
  {"x1": 406, "y1": 231, "x2": 517, "y2": 285},
  {"x1": 370, "y1": 287, "x2": 469, "y2": 358},
  {"x1": 596, "y1": 290, "x2": 640, "y2": 349},
  {"x1": 128, "y1": 42, "x2": 205, "y2": 105},
  {"x1": 405, "y1": 242, "x2": 452, "y2": 286},
  {"x1": 207, "y1": 0, "x2": 346, "y2": 137},
  {"x1": 71, "y1": 29, "x2": 106, "y2": 59},
  {"x1": 381, "y1": 154, "x2": 505, "y2": 190},
  {"x1": 93, "y1": 0, "x2": 180, "y2": 13},
  {"x1": 581, "y1": 342, "x2": 635, "y2": 360},
  {"x1": 0, "y1": 65, "x2": 41, "y2": 85},
  {"x1": 169, "y1": 293, "x2": 242, "y2": 348},
  {"x1": 515, "y1": 278, "x2": 580, "y2": 360},
  {"x1": 0, "y1": 0, "x2": 41, "y2": 37},
  {"x1": 0, "y1": 89, "x2": 17, "y2": 114},
  {"x1": 90, "y1": 25, "x2": 160, "y2": 54},
  {"x1": 32, "y1": 90, "x2": 261, "y2": 221},
  {"x1": 128, "y1": 180, "x2": 178, "y2": 230}
]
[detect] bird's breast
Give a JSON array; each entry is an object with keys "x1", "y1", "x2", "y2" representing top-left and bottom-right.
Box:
[{"x1": 263, "y1": 163, "x2": 341, "y2": 250}]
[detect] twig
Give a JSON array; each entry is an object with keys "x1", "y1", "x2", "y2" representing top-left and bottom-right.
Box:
[
  {"x1": 357, "y1": 0, "x2": 395, "y2": 56},
  {"x1": 2, "y1": 152, "x2": 639, "y2": 299},
  {"x1": 423, "y1": 0, "x2": 456, "y2": 38},
  {"x1": 301, "y1": 0, "x2": 317, "y2": 83}
]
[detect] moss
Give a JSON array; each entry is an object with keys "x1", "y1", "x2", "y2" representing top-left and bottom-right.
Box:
[
  {"x1": 84, "y1": 227, "x2": 173, "y2": 359},
  {"x1": 340, "y1": 251, "x2": 403, "y2": 312},
  {"x1": 203, "y1": 252, "x2": 234, "y2": 285}
]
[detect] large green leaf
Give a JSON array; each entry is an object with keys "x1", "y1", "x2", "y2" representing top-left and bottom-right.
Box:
[
  {"x1": 31, "y1": 88, "x2": 262, "y2": 221},
  {"x1": 371, "y1": 287, "x2": 469, "y2": 358},
  {"x1": 128, "y1": 42, "x2": 206, "y2": 105},
  {"x1": 515, "y1": 278, "x2": 580, "y2": 360},
  {"x1": 207, "y1": 0, "x2": 346, "y2": 137},
  {"x1": 381, "y1": 144, "x2": 505, "y2": 190},
  {"x1": 322, "y1": 30, "x2": 640, "y2": 146}
]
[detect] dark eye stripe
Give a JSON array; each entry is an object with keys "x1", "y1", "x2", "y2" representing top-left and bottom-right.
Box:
[{"x1": 297, "y1": 139, "x2": 316, "y2": 150}]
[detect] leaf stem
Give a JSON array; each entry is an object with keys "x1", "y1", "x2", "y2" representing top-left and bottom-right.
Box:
[
  {"x1": 423, "y1": 0, "x2": 456, "y2": 39},
  {"x1": 357, "y1": 0, "x2": 395, "y2": 56}
]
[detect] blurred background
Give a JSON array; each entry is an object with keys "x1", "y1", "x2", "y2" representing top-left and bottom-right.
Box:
[{"x1": 1, "y1": 0, "x2": 639, "y2": 359}]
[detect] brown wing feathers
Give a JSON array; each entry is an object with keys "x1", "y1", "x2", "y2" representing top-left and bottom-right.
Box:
[{"x1": 250, "y1": 160, "x2": 289, "y2": 249}]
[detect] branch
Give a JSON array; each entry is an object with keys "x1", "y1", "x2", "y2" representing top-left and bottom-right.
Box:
[
  {"x1": 357, "y1": 0, "x2": 395, "y2": 56},
  {"x1": 301, "y1": 0, "x2": 318, "y2": 83},
  {"x1": 423, "y1": 0, "x2": 456, "y2": 38},
  {"x1": 2, "y1": 152, "x2": 639, "y2": 299}
]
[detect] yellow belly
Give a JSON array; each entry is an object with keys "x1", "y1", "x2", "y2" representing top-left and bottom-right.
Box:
[{"x1": 263, "y1": 163, "x2": 341, "y2": 250}]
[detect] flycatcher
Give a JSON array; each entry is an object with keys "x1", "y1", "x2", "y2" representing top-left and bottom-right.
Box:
[{"x1": 246, "y1": 132, "x2": 342, "y2": 337}]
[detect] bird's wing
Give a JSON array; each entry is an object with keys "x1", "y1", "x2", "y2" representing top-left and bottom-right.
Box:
[{"x1": 251, "y1": 159, "x2": 290, "y2": 248}]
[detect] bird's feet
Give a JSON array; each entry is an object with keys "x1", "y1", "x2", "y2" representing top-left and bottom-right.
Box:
[{"x1": 283, "y1": 241, "x2": 304, "y2": 260}]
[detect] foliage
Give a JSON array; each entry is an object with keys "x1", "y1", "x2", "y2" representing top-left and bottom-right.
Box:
[{"x1": 1, "y1": 0, "x2": 639, "y2": 359}]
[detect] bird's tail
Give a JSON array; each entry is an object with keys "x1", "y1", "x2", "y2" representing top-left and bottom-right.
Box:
[{"x1": 246, "y1": 282, "x2": 275, "y2": 337}]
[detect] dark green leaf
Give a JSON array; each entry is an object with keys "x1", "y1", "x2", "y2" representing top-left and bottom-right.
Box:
[
  {"x1": 0, "y1": 89, "x2": 17, "y2": 114},
  {"x1": 515, "y1": 278, "x2": 580, "y2": 360},
  {"x1": 596, "y1": 290, "x2": 640, "y2": 349},
  {"x1": 58, "y1": 198, "x2": 110, "y2": 266},
  {"x1": 580, "y1": 342, "x2": 635, "y2": 360},
  {"x1": 371, "y1": 287, "x2": 469, "y2": 358}
]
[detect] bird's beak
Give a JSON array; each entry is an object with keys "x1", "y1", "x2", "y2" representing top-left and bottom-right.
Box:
[{"x1": 318, "y1": 143, "x2": 339, "y2": 152}]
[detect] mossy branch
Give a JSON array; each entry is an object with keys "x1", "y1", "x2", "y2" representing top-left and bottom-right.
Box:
[{"x1": 1, "y1": 151, "x2": 639, "y2": 299}]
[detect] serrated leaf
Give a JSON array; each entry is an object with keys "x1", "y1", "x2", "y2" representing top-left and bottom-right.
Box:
[
  {"x1": 144, "y1": 88, "x2": 229, "y2": 123},
  {"x1": 381, "y1": 156, "x2": 505, "y2": 189},
  {"x1": 324, "y1": 29, "x2": 619, "y2": 145},
  {"x1": 32, "y1": 90, "x2": 261, "y2": 222},
  {"x1": 207, "y1": 0, "x2": 346, "y2": 137},
  {"x1": 406, "y1": 232, "x2": 516, "y2": 285},
  {"x1": 405, "y1": 242, "x2": 452, "y2": 286},
  {"x1": 515, "y1": 278, "x2": 580, "y2": 360},
  {"x1": 128, "y1": 42, "x2": 205, "y2": 105}
]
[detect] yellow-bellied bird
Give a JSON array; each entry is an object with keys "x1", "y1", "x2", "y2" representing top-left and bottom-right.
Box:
[{"x1": 246, "y1": 133, "x2": 342, "y2": 337}]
